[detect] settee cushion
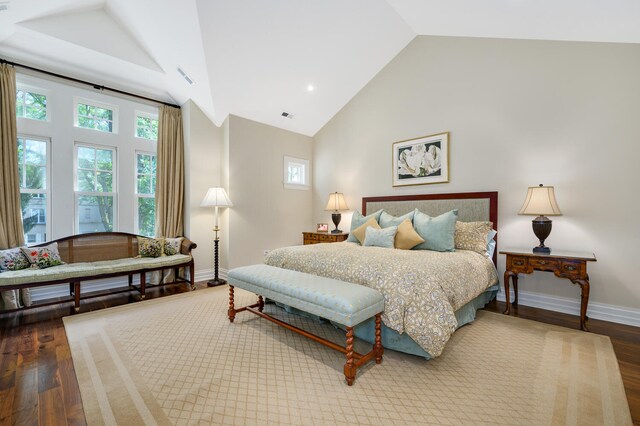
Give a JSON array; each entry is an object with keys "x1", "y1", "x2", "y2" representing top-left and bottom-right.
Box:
[{"x1": 0, "y1": 254, "x2": 191, "y2": 286}]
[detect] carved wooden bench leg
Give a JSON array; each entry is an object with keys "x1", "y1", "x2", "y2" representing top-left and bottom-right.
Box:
[
  {"x1": 73, "y1": 281, "x2": 81, "y2": 313},
  {"x1": 344, "y1": 327, "x2": 356, "y2": 386},
  {"x1": 374, "y1": 313, "x2": 384, "y2": 364},
  {"x1": 258, "y1": 296, "x2": 264, "y2": 312},
  {"x1": 228, "y1": 285, "x2": 236, "y2": 323},
  {"x1": 139, "y1": 272, "x2": 146, "y2": 300}
]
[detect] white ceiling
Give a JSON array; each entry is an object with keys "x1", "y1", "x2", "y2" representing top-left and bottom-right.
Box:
[{"x1": 0, "y1": 0, "x2": 638, "y2": 136}]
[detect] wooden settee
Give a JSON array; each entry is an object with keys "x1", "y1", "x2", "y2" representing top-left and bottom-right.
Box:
[{"x1": 0, "y1": 232, "x2": 196, "y2": 313}]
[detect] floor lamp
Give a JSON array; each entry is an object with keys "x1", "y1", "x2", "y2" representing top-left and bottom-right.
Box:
[{"x1": 201, "y1": 187, "x2": 233, "y2": 287}]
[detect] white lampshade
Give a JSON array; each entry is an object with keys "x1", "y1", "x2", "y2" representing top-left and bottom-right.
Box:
[
  {"x1": 201, "y1": 187, "x2": 233, "y2": 208},
  {"x1": 518, "y1": 185, "x2": 562, "y2": 216},
  {"x1": 325, "y1": 192, "x2": 349, "y2": 212}
]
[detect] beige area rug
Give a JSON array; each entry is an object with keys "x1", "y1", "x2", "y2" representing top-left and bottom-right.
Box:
[{"x1": 63, "y1": 286, "x2": 632, "y2": 426}]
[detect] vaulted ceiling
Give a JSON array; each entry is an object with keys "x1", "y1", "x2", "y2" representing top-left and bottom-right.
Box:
[{"x1": 1, "y1": 0, "x2": 638, "y2": 136}]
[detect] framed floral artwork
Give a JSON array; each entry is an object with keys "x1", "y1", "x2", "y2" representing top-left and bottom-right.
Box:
[{"x1": 392, "y1": 132, "x2": 449, "y2": 187}]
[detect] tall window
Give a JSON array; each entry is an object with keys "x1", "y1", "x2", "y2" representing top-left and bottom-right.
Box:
[
  {"x1": 75, "y1": 99, "x2": 118, "y2": 133},
  {"x1": 17, "y1": 136, "x2": 50, "y2": 244},
  {"x1": 135, "y1": 112, "x2": 158, "y2": 141},
  {"x1": 135, "y1": 152, "x2": 156, "y2": 237},
  {"x1": 16, "y1": 89, "x2": 47, "y2": 121},
  {"x1": 283, "y1": 156, "x2": 309, "y2": 190},
  {"x1": 75, "y1": 144, "x2": 117, "y2": 233}
]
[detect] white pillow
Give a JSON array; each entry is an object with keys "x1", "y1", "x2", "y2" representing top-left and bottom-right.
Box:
[{"x1": 486, "y1": 229, "x2": 497, "y2": 258}]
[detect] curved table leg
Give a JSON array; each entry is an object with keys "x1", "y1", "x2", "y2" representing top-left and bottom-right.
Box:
[
  {"x1": 512, "y1": 275, "x2": 519, "y2": 306},
  {"x1": 572, "y1": 279, "x2": 590, "y2": 331},
  {"x1": 503, "y1": 271, "x2": 517, "y2": 315}
]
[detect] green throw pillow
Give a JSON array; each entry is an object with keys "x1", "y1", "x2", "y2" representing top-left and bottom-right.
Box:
[
  {"x1": 363, "y1": 226, "x2": 398, "y2": 249},
  {"x1": 138, "y1": 237, "x2": 163, "y2": 258},
  {"x1": 379, "y1": 210, "x2": 414, "y2": 228},
  {"x1": 412, "y1": 209, "x2": 458, "y2": 252},
  {"x1": 346, "y1": 210, "x2": 383, "y2": 243}
]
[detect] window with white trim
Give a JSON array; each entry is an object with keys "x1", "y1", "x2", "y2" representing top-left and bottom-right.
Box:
[
  {"x1": 75, "y1": 144, "x2": 117, "y2": 233},
  {"x1": 74, "y1": 99, "x2": 118, "y2": 133},
  {"x1": 135, "y1": 152, "x2": 156, "y2": 237},
  {"x1": 17, "y1": 136, "x2": 50, "y2": 244},
  {"x1": 135, "y1": 111, "x2": 158, "y2": 141},
  {"x1": 283, "y1": 156, "x2": 309, "y2": 190},
  {"x1": 16, "y1": 89, "x2": 47, "y2": 121}
]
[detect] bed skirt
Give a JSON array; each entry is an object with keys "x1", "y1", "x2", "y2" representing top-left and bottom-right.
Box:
[{"x1": 274, "y1": 284, "x2": 499, "y2": 359}]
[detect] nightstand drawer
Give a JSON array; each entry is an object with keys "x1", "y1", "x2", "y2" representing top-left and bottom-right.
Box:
[
  {"x1": 508, "y1": 256, "x2": 528, "y2": 269},
  {"x1": 318, "y1": 234, "x2": 333, "y2": 242},
  {"x1": 560, "y1": 261, "x2": 584, "y2": 277},
  {"x1": 303, "y1": 233, "x2": 318, "y2": 241},
  {"x1": 529, "y1": 258, "x2": 559, "y2": 270}
]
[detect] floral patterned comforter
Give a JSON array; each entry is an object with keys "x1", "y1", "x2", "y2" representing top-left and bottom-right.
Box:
[{"x1": 265, "y1": 242, "x2": 498, "y2": 357}]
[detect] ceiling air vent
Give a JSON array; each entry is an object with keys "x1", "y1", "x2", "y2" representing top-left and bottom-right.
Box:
[
  {"x1": 0, "y1": 1, "x2": 10, "y2": 11},
  {"x1": 281, "y1": 112, "x2": 294, "y2": 119},
  {"x1": 176, "y1": 66, "x2": 194, "y2": 85}
]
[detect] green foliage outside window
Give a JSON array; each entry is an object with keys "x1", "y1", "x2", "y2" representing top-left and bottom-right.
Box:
[
  {"x1": 77, "y1": 103, "x2": 114, "y2": 132},
  {"x1": 137, "y1": 153, "x2": 156, "y2": 237},
  {"x1": 16, "y1": 90, "x2": 47, "y2": 120},
  {"x1": 136, "y1": 116, "x2": 158, "y2": 140}
]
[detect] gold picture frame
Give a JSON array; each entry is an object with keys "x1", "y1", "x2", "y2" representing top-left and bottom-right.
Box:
[{"x1": 392, "y1": 132, "x2": 449, "y2": 187}]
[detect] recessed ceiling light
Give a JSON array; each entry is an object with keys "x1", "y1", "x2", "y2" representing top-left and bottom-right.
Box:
[{"x1": 307, "y1": 85, "x2": 314, "y2": 92}]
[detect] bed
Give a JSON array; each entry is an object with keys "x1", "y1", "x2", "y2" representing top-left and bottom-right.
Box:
[{"x1": 264, "y1": 192, "x2": 499, "y2": 359}]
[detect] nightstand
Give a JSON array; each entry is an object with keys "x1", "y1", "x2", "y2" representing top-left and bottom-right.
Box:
[
  {"x1": 500, "y1": 249, "x2": 597, "y2": 331},
  {"x1": 302, "y1": 232, "x2": 349, "y2": 245}
]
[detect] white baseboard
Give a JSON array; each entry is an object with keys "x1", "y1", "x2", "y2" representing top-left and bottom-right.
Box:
[
  {"x1": 29, "y1": 268, "x2": 227, "y2": 302},
  {"x1": 496, "y1": 289, "x2": 640, "y2": 328}
]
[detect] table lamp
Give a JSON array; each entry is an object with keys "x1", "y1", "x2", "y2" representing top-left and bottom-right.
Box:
[
  {"x1": 518, "y1": 184, "x2": 562, "y2": 254},
  {"x1": 201, "y1": 187, "x2": 233, "y2": 286},
  {"x1": 325, "y1": 192, "x2": 349, "y2": 234}
]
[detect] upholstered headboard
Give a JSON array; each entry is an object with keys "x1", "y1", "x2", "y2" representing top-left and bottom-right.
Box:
[{"x1": 362, "y1": 192, "x2": 498, "y2": 264}]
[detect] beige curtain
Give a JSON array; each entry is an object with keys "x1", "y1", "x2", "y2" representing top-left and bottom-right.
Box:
[
  {"x1": 0, "y1": 63, "x2": 23, "y2": 250},
  {"x1": 154, "y1": 105, "x2": 185, "y2": 284}
]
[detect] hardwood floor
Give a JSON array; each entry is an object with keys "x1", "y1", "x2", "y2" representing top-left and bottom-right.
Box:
[{"x1": 1, "y1": 286, "x2": 638, "y2": 425}]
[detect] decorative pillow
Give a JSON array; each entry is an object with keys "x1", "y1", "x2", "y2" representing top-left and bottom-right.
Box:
[
  {"x1": 1, "y1": 289, "x2": 20, "y2": 310},
  {"x1": 20, "y1": 243, "x2": 64, "y2": 269},
  {"x1": 0, "y1": 247, "x2": 31, "y2": 272},
  {"x1": 352, "y1": 217, "x2": 381, "y2": 244},
  {"x1": 363, "y1": 226, "x2": 397, "y2": 248},
  {"x1": 379, "y1": 211, "x2": 415, "y2": 228},
  {"x1": 455, "y1": 221, "x2": 494, "y2": 255},
  {"x1": 487, "y1": 229, "x2": 498, "y2": 258},
  {"x1": 346, "y1": 210, "x2": 383, "y2": 243},
  {"x1": 394, "y1": 219, "x2": 425, "y2": 250},
  {"x1": 163, "y1": 237, "x2": 183, "y2": 256},
  {"x1": 138, "y1": 237, "x2": 164, "y2": 258},
  {"x1": 412, "y1": 209, "x2": 458, "y2": 252}
]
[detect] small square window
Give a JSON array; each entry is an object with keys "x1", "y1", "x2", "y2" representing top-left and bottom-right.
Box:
[
  {"x1": 74, "y1": 98, "x2": 118, "y2": 133},
  {"x1": 135, "y1": 112, "x2": 159, "y2": 141},
  {"x1": 16, "y1": 89, "x2": 48, "y2": 121},
  {"x1": 283, "y1": 156, "x2": 309, "y2": 190}
]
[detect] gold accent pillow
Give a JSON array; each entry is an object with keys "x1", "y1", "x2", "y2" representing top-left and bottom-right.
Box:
[
  {"x1": 395, "y1": 219, "x2": 425, "y2": 250},
  {"x1": 352, "y1": 217, "x2": 381, "y2": 244},
  {"x1": 138, "y1": 237, "x2": 164, "y2": 258},
  {"x1": 454, "y1": 221, "x2": 493, "y2": 255}
]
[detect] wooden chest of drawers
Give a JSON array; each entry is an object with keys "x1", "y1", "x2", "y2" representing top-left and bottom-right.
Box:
[{"x1": 302, "y1": 232, "x2": 349, "y2": 245}]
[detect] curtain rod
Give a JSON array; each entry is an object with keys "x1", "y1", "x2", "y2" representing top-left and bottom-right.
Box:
[{"x1": 1, "y1": 58, "x2": 180, "y2": 109}]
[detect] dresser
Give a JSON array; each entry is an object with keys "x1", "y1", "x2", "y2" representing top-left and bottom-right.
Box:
[{"x1": 302, "y1": 232, "x2": 349, "y2": 245}]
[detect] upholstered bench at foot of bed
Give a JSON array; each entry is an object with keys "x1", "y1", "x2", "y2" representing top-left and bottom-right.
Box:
[{"x1": 227, "y1": 264, "x2": 385, "y2": 386}]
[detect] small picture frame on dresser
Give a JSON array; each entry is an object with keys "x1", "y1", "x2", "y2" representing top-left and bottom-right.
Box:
[{"x1": 317, "y1": 223, "x2": 329, "y2": 232}]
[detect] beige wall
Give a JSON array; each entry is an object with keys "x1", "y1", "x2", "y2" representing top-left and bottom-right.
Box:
[
  {"x1": 183, "y1": 100, "x2": 227, "y2": 275},
  {"x1": 227, "y1": 115, "x2": 313, "y2": 268},
  {"x1": 313, "y1": 36, "x2": 640, "y2": 311}
]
